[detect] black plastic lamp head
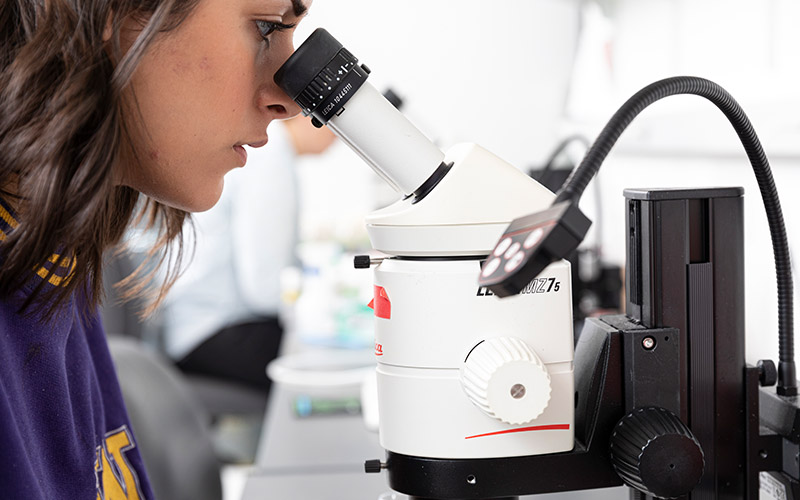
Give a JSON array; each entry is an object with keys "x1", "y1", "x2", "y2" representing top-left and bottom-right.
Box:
[{"x1": 479, "y1": 202, "x2": 592, "y2": 297}]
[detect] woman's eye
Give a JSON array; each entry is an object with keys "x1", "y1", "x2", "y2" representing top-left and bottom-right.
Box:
[
  {"x1": 256, "y1": 20, "x2": 277, "y2": 40},
  {"x1": 255, "y1": 20, "x2": 295, "y2": 46}
]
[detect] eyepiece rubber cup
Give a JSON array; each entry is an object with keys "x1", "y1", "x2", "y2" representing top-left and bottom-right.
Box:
[
  {"x1": 274, "y1": 28, "x2": 343, "y2": 100},
  {"x1": 274, "y1": 28, "x2": 369, "y2": 124}
]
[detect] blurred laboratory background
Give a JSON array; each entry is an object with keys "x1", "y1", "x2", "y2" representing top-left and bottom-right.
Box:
[{"x1": 100, "y1": 1, "x2": 800, "y2": 499}]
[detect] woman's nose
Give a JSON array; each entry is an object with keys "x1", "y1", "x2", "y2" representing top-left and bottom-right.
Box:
[
  {"x1": 261, "y1": 82, "x2": 301, "y2": 118},
  {"x1": 258, "y1": 43, "x2": 303, "y2": 119},
  {"x1": 258, "y1": 82, "x2": 301, "y2": 119}
]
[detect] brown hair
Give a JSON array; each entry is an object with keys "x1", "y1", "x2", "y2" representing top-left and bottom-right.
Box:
[{"x1": 0, "y1": 0, "x2": 201, "y2": 316}]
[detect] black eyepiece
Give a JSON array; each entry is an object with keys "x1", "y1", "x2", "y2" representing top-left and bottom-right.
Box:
[{"x1": 274, "y1": 28, "x2": 370, "y2": 125}]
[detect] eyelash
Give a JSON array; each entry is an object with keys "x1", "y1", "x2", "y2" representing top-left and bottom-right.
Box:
[{"x1": 255, "y1": 20, "x2": 296, "y2": 47}]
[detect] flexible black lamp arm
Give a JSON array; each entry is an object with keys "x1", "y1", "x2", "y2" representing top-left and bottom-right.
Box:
[{"x1": 554, "y1": 76, "x2": 796, "y2": 395}]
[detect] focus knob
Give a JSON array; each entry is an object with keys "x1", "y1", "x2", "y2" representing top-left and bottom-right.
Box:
[
  {"x1": 460, "y1": 337, "x2": 551, "y2": 425},
  {"x1": 610, "y1": 407, "x2": 704, "y2": 499}
]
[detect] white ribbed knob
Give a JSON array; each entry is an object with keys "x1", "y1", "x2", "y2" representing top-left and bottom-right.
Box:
[{"x1": 460, "y1": 337, "x2": 551, "y2": 425}]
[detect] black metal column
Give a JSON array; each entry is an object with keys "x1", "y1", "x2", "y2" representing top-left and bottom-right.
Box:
[{"x1": 624, "y1": 187, "x2": 746, "y2": 500}]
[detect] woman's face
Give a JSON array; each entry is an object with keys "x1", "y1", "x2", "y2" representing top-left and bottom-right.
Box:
[{"x1": 119, "y1": 0, "x2": 310, "y2": 212}]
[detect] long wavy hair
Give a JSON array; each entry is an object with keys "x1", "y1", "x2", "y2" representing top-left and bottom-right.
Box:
[{"x1": 0, "y1": 0, "x2": 201, "y2": 317}]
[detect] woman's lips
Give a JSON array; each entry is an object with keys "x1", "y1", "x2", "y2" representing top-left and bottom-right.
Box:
[{"x1": 233, "y1": 137, "x2": 268, "y2": 166}]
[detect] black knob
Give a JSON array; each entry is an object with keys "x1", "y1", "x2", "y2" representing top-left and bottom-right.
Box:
[
  {"x1": 382, "y1": 88, "x2": 404, "y2": 110},
  {"x1": 354, "y1": 255, "x2": 372, "y2": 269},
  {"x1": 364, "y1": 459, "x2": 383, "y2": 473},
  {"x1": 610, "y1": 407, "x2": 704, "y2": 499},
  {"x1": 758, "y1": 359, "x2": 778, "y2": 386}
]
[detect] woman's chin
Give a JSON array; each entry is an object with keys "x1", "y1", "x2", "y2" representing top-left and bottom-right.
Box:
[
  {"x1": 182, "y1": 184, "x2": 225, "y2": 213},
  {"x1": 140, "y1": 180, "x2": 224, "y2": 213}
]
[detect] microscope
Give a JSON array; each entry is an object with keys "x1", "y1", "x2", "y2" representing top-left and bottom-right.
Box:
[{"x1": 275, "y1": 29, "x2": 800, "y2": 500}]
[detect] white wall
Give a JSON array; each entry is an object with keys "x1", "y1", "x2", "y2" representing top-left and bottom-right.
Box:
[
  {"x1": 291, "y1": 0, "x2": 800, "y2": 367},
  {"x1": 569, "y1": 0, "x2": 800, "y2": 367},
  {"x1": 295, "y1": 0, "x2": 583, "y2": 166},
  {"x1": 292, "y1": 0, "x2": 584, "y2": 246}
]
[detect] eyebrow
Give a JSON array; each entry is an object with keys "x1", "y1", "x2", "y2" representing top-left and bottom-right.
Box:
[{"x1": 291, "y1": 0, "x2": 308, "y2": 17}]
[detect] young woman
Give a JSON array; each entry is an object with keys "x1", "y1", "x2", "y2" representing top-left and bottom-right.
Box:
[{"x1": 0, "y1": 0, "x2": 309, "y2": 497}]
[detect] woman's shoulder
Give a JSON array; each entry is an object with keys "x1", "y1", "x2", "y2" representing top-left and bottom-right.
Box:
[{"x1": 0, "y1": 192, "x2": 81, "y2": 301}]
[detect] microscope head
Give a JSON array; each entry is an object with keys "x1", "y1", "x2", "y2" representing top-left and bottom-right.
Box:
[{"x1": 275, "y1": 29, "x2": 559, "y2": 258}]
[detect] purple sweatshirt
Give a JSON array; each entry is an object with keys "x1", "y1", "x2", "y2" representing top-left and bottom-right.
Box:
[{"x1": 0, "y1": 198, "x2": 154, "y2": 499}]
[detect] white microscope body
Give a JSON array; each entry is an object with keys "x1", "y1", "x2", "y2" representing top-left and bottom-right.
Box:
[
  {"x1": 366, "y1": 142, "x2": 575, "y2": 459},
  {"x1": 274, "y1": 28, "x2": 575, "y2": 461}
]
